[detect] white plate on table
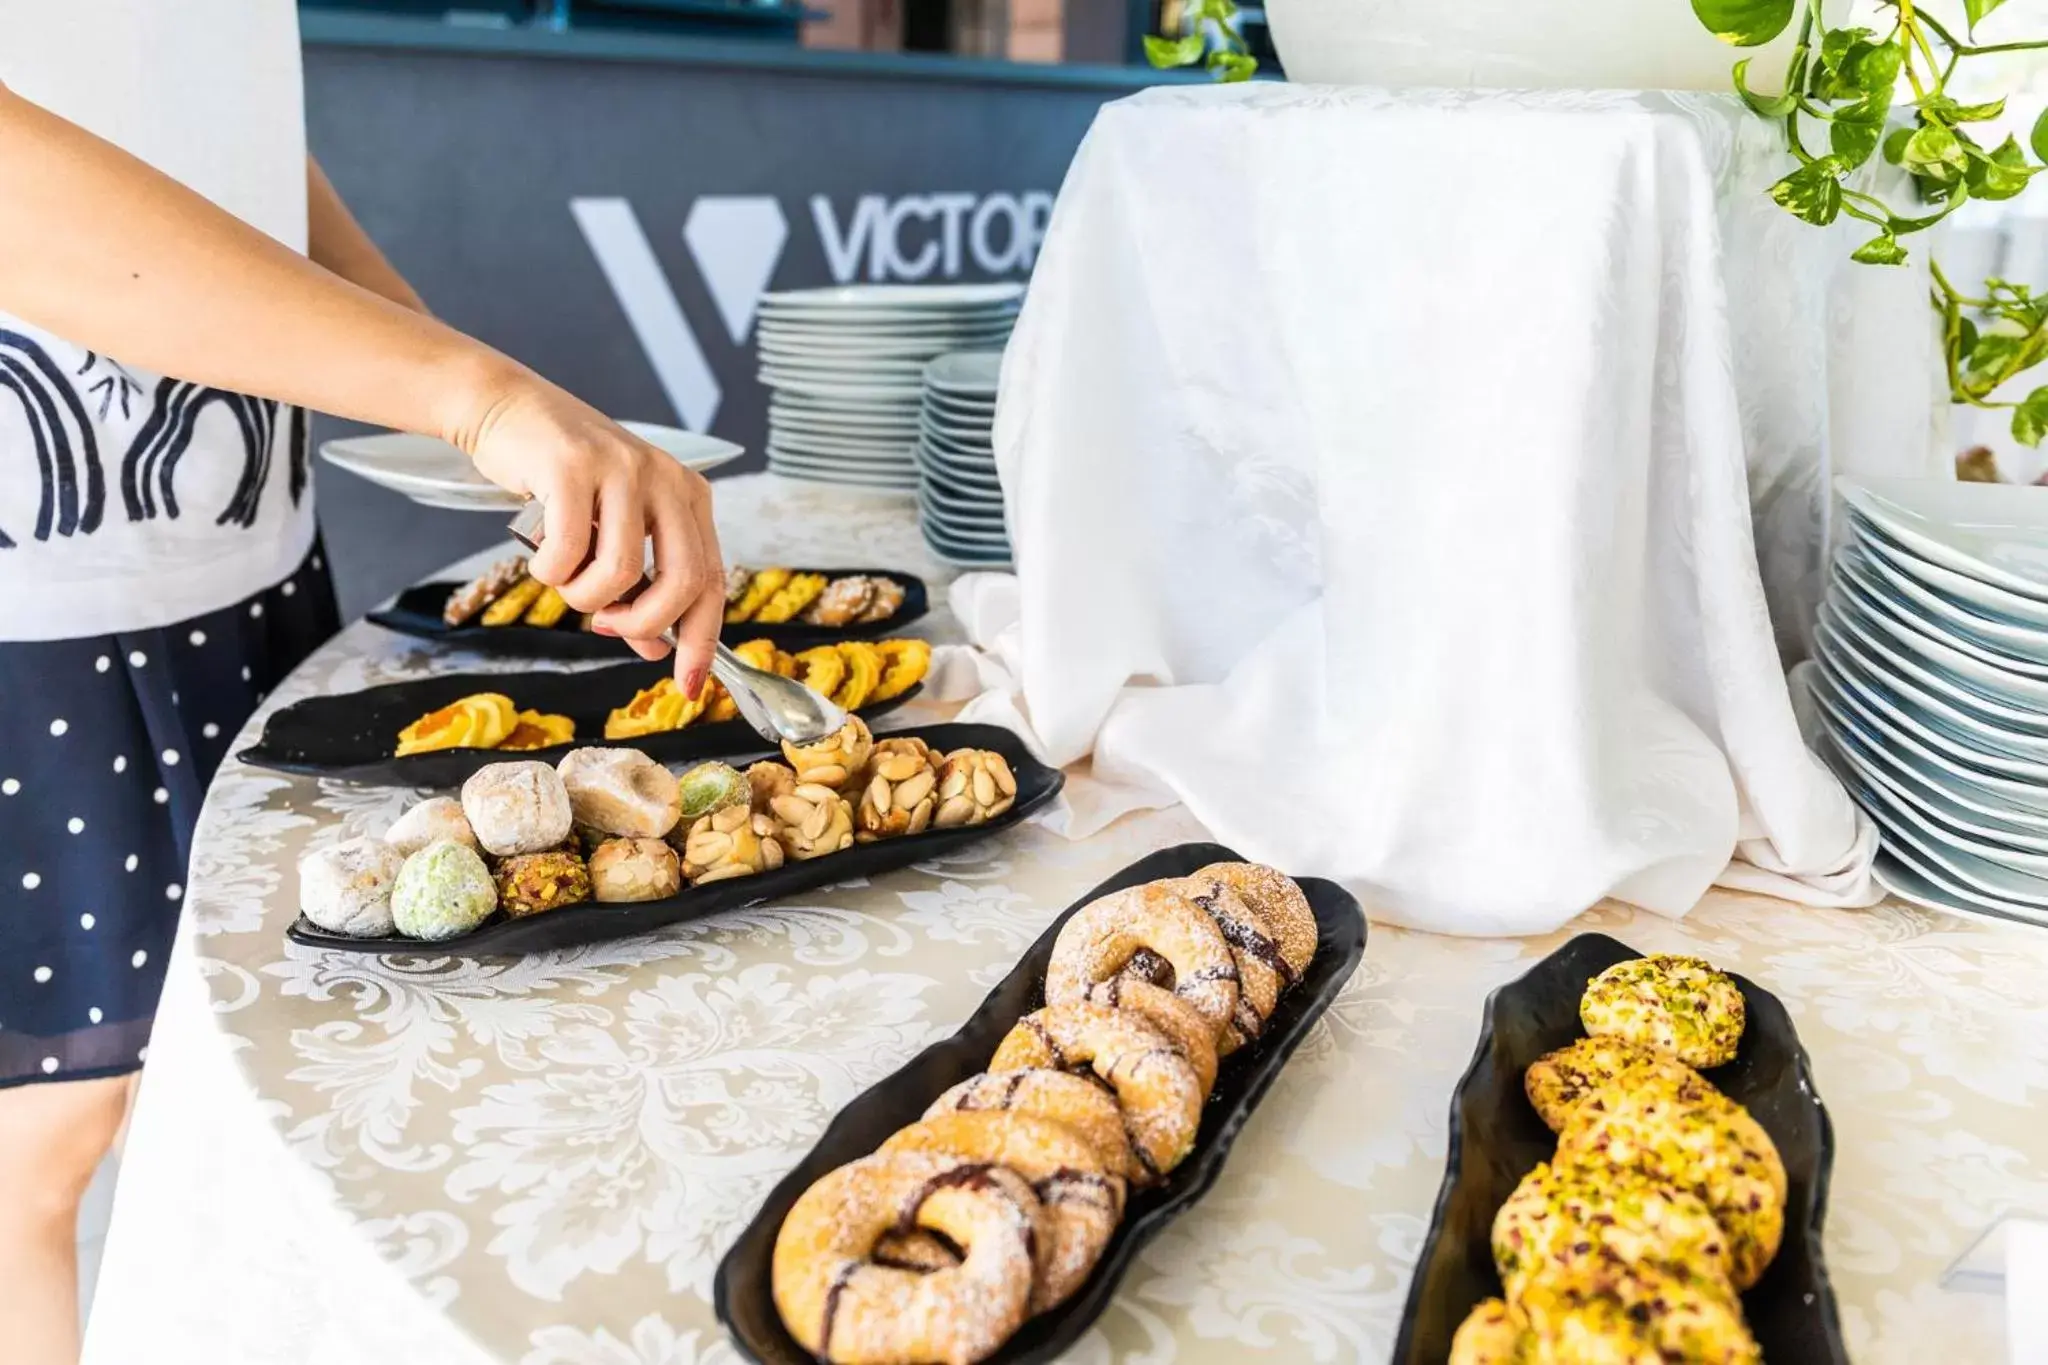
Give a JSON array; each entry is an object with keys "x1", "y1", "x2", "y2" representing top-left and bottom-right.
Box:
[
  {"x1": 758, "y1": 350, "x2": 937, "y2": 378},
  {"x1": 1820, "y1": 616, "x2": 2048, "y2": 763},
  {"x1": 767, "y1": 465, "x2": 919, "y2": 494},
  {"x1": 769, "y1": 398, "x2": 921, "y2": 430},
  {"x1": 1841, "y1": 476, "x2": 2048, "y2": 604},
  {"x1": 1850, "y1": 510, "x2": 2048, "y2": 630},
  {"x1": 919, "y1": 451, "x2": 1002, "y2": 494},
  {"x1": 921, "y1": 462, "x2": 1005, "y2": 506},
  {"x1": 759, "y1": 369, "x2": 924, "y2": 403},
  {"x1": 1836, "y1": 547, "x2": 2048, "y2": 682},
  {"x1": 767, "y1": 448, "x2": 917, "y2": 481},
  {"x1": 1847, "y1": 537, "x2": 2048, "y2": 668},
  {"x1": 1817, "y1": 701, "x2": 2048, "y2": 846},
  {"x1": 321, "y1": 422, "x2": 743, "y2": 512},
  {"x1": 759, "y1": 329, "x2": 1008, "y2": 354},
  {"x1": 1820, "y1": 730, "x2": 2048, "y2": 879},
  {"x1": 1871, "y1": 848, "x2": 2048, "y2": 930},
  {"x1": 924, "y1": 350, "x2": 1003, "y2": 391},
  {"x1": 920, "y1": 507, "x2": 1009, "y2": 544},
  {"x1": 1809, "y1": 671, "x2": 2048, "y2": 820},
  {"x1": 767, "y1": 429, "x2": 915, "y2": 460},
  {"x1": 763, "y1": 282, "x2": 1023, "y2": 309},
  {"x1": 922, "y1": 412, "x2": 995, "y2": 444},
  {"x1": 1853, "y1": 778, "x2": 2048, "y2": 910},
  {"x1": 922, "y1": 527, "x2": 1012, "y2": 567},
  {"x1": 1821, "y1": 599, "x2": 2048, "y2": 735},
  {"x1": 1814, "y1": 642, "x2": 2048, "y2": 785},
  {"x1": 1832, "y1": 562, "x2": 2048, "y2": 707}
]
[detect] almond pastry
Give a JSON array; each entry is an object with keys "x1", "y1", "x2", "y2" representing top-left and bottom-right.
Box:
[
  {"x1": 678, "y1": 803, "x2": 785, "y2": 884},
  {"x1": 933, "y1": 748, "x2": 1015, "y2": 828},
  {"x1": 443, "y1": 557, "x2": 527, "y2": 626}
]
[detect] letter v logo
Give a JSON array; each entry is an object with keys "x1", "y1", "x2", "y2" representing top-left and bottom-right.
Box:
[{"x1": 570, "y1": 197, "x2": 722, "y2": 431}]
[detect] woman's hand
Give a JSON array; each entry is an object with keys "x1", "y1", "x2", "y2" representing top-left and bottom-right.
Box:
[{"x1": 451, "y1": 367, "x2": 724, "y2": 696}]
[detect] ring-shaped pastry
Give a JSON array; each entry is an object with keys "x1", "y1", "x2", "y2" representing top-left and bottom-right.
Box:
[
  {"x1": 1080, "y1": 976, "x2": 1219, "y2": 1096},
  {"x1": 988, "y1": 1002, "x2": 1205, "y2": 1182},
  {"x1": 1193, "y1": 861, "x2": 1318, "y2": 986},
  {"x1": 924, "y1": 1068, "x2": 1140, "y2": 1185},
  {"x1": 880, "y1": 1112, "x2": 1125, "y2": 1309},
  {"x1": 1161, "y1": 873, "x2": 1281, "y2": 1054},
  {"x1": 1044, "y1": 884, "x2": 1242, "y2": 1046},
  {"x1": 771, "y1": 1150, "x2": 1042, "y2": 1365}
]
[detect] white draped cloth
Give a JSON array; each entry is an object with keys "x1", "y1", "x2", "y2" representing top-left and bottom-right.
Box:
[{"x1": 960, "y1": 83, "x2": 1950, "y2": 935}]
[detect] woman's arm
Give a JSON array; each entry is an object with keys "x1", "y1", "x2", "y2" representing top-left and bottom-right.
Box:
[
  {"x1": 0, "y1": 84, "x2": 721, "y2": 689},
  {"x1": 307, "y1": 156, "x2": 428, "y2": 314}
]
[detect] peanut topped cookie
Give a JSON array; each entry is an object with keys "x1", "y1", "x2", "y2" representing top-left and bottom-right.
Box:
[{"x1": 1580, "y1": 955, "x2": 1745, "y2": 1069}]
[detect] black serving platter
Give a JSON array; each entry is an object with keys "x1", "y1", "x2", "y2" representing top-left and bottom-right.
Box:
[
  {"x1": 238, "y1": 658, "x2": 920, "y2": 786},
  {"x1": 1391, "y1": 932, "x2": 1844, "y2": 1365},
  {"x1": 366, "y1": 568, "x2": 928, "y2": 659},
  {"x1": 711, "y1": 841, "x2": 1369, "y2": 1364},
  {"x1": 285, "y1": 723, "x2": 1058, "y2": 956}
]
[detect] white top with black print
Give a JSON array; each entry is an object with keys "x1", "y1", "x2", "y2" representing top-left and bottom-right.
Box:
[{"x1": 0, "y1": 0, "x2": 313, "y2": 640}]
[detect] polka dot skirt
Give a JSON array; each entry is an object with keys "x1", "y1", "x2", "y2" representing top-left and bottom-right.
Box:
[{"x1": 0, "y1": 541, "x2": 338, "y2": 1090}]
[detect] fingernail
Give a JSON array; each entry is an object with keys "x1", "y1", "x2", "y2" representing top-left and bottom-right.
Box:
[
  {"x1": 683, "y1": 665, "x2": 707, "y2": 700},
  {"x1": 591, "y1": 618, "x2": 619, "y2": 637}
]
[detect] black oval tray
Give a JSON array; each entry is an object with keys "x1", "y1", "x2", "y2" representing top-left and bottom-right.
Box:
[
  {"x1": 711, "y1": 840, "x2": 1369, "y2": 1364},
  {"x1": 1391, "y1": 932, "x2": 1844, "y2": 1365},
  {"x1": 285, "y1": 723, "x2": 1060, "y2": 956},
  {"x1": 237, "y1": 658, "x2": 919, "y2": 786},
  {"x1": 366, "y1": 568, "x2": 929, "y2": 659}
]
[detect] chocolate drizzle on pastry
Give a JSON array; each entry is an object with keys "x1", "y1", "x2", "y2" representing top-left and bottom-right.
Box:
[
  {"x1": 817, "y1": 1259, "x2": 863, "y2": 1355},
  {"x1": 1216, "y1": 914, "x2": 1297, "y2": 990}
]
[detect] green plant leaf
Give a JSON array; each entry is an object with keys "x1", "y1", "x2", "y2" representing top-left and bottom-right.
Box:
[
  {"x1": 1922, "y1": 94, "x2": 2007, "y2": 123},
  {"x1": 1732, "y1": 58, "x2": 1798, "y2": 116},
  {"x1": 1208, "y1": 50, "x2": 1258, "y2": 81},
  {"x1": 1692, "y1": 0, "x2": 1795, "y2": 46},
  {"x1": 2014, "y1": 387, "x2": 2048, "y2": 446},
  {"x1": 1851, "y1": 233, "x2": 1909, "y2": 265},
  {"x1": 2032, "y1": 106, "x2": 2048, "y2": 165},
  {"x1": 1831, "y1": 114, "x2": 1886, "y2": 167},
  {"x1": 1972, "y1": 330, "x2": 2024, "y2": 377},
  {"x1": 1961, "y1": 317, "x2": 1982, "y2": 361},
  {"x1": 1856, "y1": 41, "x2": 1903, "y2": 93},
  {"x1": 1144, "y1": 33, "x2": 1205, "y2": 68},
  {"x1": 1883, "y1": 126, "x2": 1914, "y2": 165},
  {"x1": 1966, "y1": 135, "x2": 2036, "y2": 201},
  {"x1": 1966, "y1": 0, "x2": 2009, "y2": 34},
  {"x1": 1769, "y1": 159, "x2": 1845, "y2": 225},
  {"x1": 1903, "y1": 123, "x2": 1970, "y2": 183}
]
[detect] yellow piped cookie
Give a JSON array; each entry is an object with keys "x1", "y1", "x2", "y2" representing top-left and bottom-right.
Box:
[
  {"x1": 605, "y1": 678, "x2": 706, "y2": 739},
  {"x1": 726, "y1": 567, "x2": 790, "y2": 623},
  {"x1": 871, "y1": 638, "x2": 932, "y2": 702},
  {"x1": 753, "y1": 572, "x2": 828, "y2": 624},
  {"x1": 791, "y1": 645, "x2": 847, "y2": 702},
  {"x1": 833, "y1": 640, "x2": 884, "y2": 711},
  {"x1": 395, "y1": 693, "x2": 517, "y2": 756},
  {"x1": 500, "y1": 710, "x2": 575, "y2": 751}
]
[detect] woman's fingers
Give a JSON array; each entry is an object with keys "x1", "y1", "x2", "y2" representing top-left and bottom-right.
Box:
[
  {"x1": 599, "y1": 474, "x2": 700, "y2": 644},
  {"x1": 526, "y1": 474, "x2": 594, "y2": 590},
  {"x1": 669, "y1": 491, "x2": 725, "y2": 698},
  {"x1": 559, "y1": 474, "x2": 646, "y2": 613}
]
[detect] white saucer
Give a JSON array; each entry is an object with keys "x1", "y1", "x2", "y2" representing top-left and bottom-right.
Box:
[{"x1": 320, "y1": 421, "x2": 743, "y2": 512}]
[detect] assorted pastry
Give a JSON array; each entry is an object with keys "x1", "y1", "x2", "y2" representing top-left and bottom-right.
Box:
[
  {"x1": 607, "y1": 637, "x2": 930, "y2": 740},
  {"x1": 1451, "y1": 954, "x2": 1784, "y2": 1365},
  {"x1": 439, "y1": 556, "x2": 909, "y2": 632},
  {"x1": 299, "y1": 718, "x2": 1019, "y2": 939},
  {"x1": 725, "y1": 566, "x2": 907, "y2": 626},
  {"x1": 386, "y1": 639, "x2": 931, "y2": 757},
  {"x1": 770, "y1": 863, "x2": 1320, "y2": 1365}
]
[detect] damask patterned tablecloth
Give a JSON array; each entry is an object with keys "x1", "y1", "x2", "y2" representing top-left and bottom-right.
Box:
[{"x1": 84, "y1": 476, "x2": 2048, "y2": 1364}]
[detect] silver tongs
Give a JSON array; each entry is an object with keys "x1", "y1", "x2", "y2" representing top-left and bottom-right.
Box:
[{"x1": 506, "y1": 499, "x2": 847, "y2": 746}]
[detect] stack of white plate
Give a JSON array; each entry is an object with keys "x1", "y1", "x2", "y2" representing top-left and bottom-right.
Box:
[
  {"x1": 1809, "y1": 476, "x2": 2048, "y2": 927},
  {"x1": 916, "y1": 351, "x2": 1010, "y2": 566},
  {"x1": 758, "y1": 284, "x2": 1022, "y2": 490}
]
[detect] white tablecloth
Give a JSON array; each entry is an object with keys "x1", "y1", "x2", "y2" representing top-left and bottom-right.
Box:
[
  {"x1": 971, "y1": 83, "x2": 1948, "y2": 936},
  {"x1": 78, "y1": 478, "x2": 2038, "y2": 1365}
]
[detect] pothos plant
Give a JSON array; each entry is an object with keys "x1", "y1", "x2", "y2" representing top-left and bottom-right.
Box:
[{"x1": 1150, "y1": 0, "x2": 2048, "y2": 448}]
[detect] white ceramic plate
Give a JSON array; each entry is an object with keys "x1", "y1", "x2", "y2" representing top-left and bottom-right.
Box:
[
  {"x1": 1835, "y1": 547, "x2": 2048, "y2": 680},
  {"x1": 1809, "y1": 669, "x2": 2048, "y2": 819},
  {"x1": 921, "y1": 525, "x2": 1012, "y2": 566},
  {"x1": 321, "y1": 421, "x2": 743, "y2": 512},
  {"x1": 1814, "y1": 640, "x2": 2048, "y2": 782},
  {"x1": 766, "y1": 426, "x2": 915, "y2": 456},
  {"x1": 919, "y1": 451, "x2": 1002, "y2": 494},
  {"x1": 768, "y1": 414, "x2": 918, "y2": 443},
  {"x1": 923, "y1": 350, "x2": 1003, "y2": 391},
  {"x1": 757, "y1": 350, "x2": 937, "y2": 377},
  {"x1": 921, "y1": 412, "x2": 995, "y2": 444},
  {"x1": 1850, "y1": 511, "x2": 2048, "y2": 630},
  {"x1": 1871, "y1": 848, "x2": 2048, "y2": 930},
  {"x1": 1840, "y1": 476, "x2": 2048, "y2": 604},
  {"x1": 765, "y1": 458, "x2": 918, "y2": 492},
  {"x1": 1820, "y1": 730, "x2": 2048, "y2": 876},
  {"x1": 919, "y1": 505, "x2": 1009, "y2": 543},
  {"x1": 762, "y1": 282, "x2": 1024, "y2": 310},
  {"x1": 1852, "y1": 776, "x2": 2048, "y2": 908},
  {"x1": 758, "y1": 369, "x2": 925, "y2": 403},
  {"x1": 1820, "y1": 617, "x2": 2048, "y2": 762},
  {"x1": 1820, "y1": 599, "x2": 2048, "y2": 735},
  {"x1": 758, "y1": 327, "x2": 1010, "y2": 350},
  {"x1": 768, "y1": 399, "x2": 921, "y2": 429},
  {"x1": 1832, "y1": 563, "x2": 2048, "y2": 708},
  {"x1": 1846, "y1": 536, "x2": 2048, "y2": 666},
  {"x1": 1822, "y1": 709, "x2": 2048, "y2": 853}
]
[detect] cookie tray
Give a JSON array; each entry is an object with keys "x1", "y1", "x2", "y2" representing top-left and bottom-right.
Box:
[
  {"x1": 367, "y1": 567, "x2": 929, "y2": 659},
  {"x1": 1390, "y1": 932, "x2": 1845, "y2": 1365},
  {"x1": 285, "y1": 723, "x2": 1057, "y2": 956},
  {"x1": 238, "y1": 658, "x2": 918, "y2": 787},
  {"x1": 712, "y1": 840, "x2": 1369, "y2": 1364}
]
